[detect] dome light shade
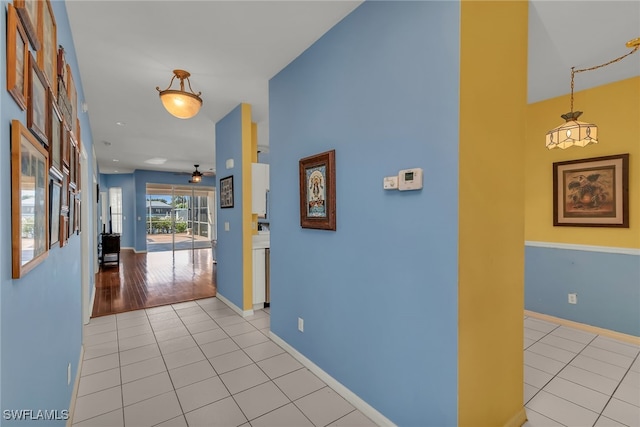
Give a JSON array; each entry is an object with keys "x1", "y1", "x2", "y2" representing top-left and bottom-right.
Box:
[{"x1": 156, "y1": 70, "x2": 202, "y2": 119}]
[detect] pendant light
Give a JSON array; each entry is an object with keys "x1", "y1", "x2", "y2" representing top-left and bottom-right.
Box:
[{"x1": 156, "y1": 70, "x2": 203, "y2": 119}]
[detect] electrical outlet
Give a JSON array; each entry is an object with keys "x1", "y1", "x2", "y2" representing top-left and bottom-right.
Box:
[
  {"x1": 298, "y1": 317, "x2": 304, "y2": 332},
  {"x1": 568, "y1": 293, "x2": 577, "y2": 304},
  {"x1": 67, "y1": 363, "x2": 71, "y2": 385}
]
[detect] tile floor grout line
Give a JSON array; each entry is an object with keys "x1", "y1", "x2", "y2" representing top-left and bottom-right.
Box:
[
  {"x1": 524, "y1": 327, "x2": 599, "y2": 419},
  {"x1": 592, "y1": 350, "x2": 640, "y2": 427}
]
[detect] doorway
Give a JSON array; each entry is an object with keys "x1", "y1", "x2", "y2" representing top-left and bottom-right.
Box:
[{"x1": 146, "y1": 184, "x2": 216, "y2": 254}]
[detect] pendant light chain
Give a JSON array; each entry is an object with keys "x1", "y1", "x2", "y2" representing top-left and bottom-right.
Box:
[{"x1": 569, "y1": 45, "x2": 639, "y2": 113}]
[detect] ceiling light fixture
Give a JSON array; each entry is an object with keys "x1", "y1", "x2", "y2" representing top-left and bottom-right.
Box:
[
  {"x1": 191, "y1": 165, "x2": 203, "y2": 183},
  {"x1": 546, "y1": 37, "x2": 640, "y2": 149},
  {"x1": 156, "y1": 69, "x2": 203, "y2": 119}
]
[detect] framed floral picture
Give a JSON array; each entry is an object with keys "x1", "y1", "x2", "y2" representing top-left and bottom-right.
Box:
[
  {"x1": 553, "y1": 154, "x2": 629, "y2": 227},
  {"x1": 299, "y1": 149, "x2": 336, "y2": 230},
  {"x1": 11, "y1": 120, "x2": 49, "y2": 278},
  {"x1": 6, "y1": 4, "x2": 29, "y2": 110}
]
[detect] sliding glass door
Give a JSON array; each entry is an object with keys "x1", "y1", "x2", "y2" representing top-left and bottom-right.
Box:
[{"x1": 146, "y1": 184, "x2": 215, "y2": 254}]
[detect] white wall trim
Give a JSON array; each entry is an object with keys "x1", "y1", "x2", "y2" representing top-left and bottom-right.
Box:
[
  {"x1": 270, "y1": 332, "x2": 396, "y2": 427},
  {"x1": 66, "y1": 346, "x2": 84, "y2": 427},
  {"x1": 216, "y1": 292, "x2": 254, "y2": 317},
  {"x1": 525, "y1": 241, "x2": 640, "y2": 256},
  {"x1": 132, "y1": 248, "x2": 147, "y2": 254}
]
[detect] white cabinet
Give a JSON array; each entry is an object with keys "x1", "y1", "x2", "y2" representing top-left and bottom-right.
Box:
[
  {"x1": 253, "y1": 248, "x2": 266, "y2": 306},
  {"x1": 252, "y1": 163, "x2": 270, "y2": 217}
]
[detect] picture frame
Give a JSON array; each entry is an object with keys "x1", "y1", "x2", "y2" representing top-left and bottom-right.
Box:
[
  {"x1": 69, "y1": 137, "x2": 77, "y2": 190},
  {"x1": 299, "y1": 149, "x2": 336, "y2": 231},
  {"x1": 219, "y1": 175, "x2": 234, "y2": 208},
  {"x1": 49, "y1": 178, "x2": 61, "y2": 247},
  {"x1": 37, "y1": 0, "x2": 57, "y2": 97},
  {"x1": 6, "y1": 4, "x2": 29, "y2": 110},
  {"x1": 75, "y1": 197, "x2": 81, "y2": 235},
  {"x1": 11, "y1": 120, "x2": 49, "y2": 278},
  {"x1": 66, "y1": 64, "x2": 78, "y2": 136},
  {"x1": 62, "y1": 123, "x2": 70, "y2": 172},
  {"x1": 68, "y1": 190, "x2": 75, "y2": 239},
  {"x1": 14, "y1": 0, "x2": 41, "y2": 51},
  {"x1": 49, "y1": 94, "x2": 63, "y2": 179},
  {"x1": 553, "y1": 154, "x2": 629, "y2": 228},
  {"x1": 27, "y1": 53, "x2": 49, "y2": 147}
]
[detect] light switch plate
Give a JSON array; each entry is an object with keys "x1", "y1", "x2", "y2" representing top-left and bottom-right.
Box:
[
  {"x1": 224, "y1": 222, "x2": 230, "y2": 231},
  {"x1": 226, "y1": 159, "x2": 234, "y2": 169},
  {"x1": 383, "y1": 176, "x2": 398, "y2": 190}
]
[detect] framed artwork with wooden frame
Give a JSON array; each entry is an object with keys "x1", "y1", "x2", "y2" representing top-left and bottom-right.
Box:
[
  {"x1": 49, "y1": 178, "x2": 61, "y2": 247},
  {"x1": 219, "y1": 176, "x2": 234, "y2": 208},
  {"x1": 59, "y1": 211, "x2": 68, "y2": 247},
  {"x1": 49, "y1": 94, "x2": 63, "y2": 179},
  {"x1": 75, "y1": 197, "x2": 81, "y2": 235},
  {"x1": 553, "y1": 154, "x2": 629, "y2": 228},
  {"x1": 14, "y1": 0, "x2": 41, "y2": 51},
  {"x1": 37, "y1": 0, "x2": 57, "y2": 97},
  {"x1": 66, "y1": 64, "x2": 77, "y2": 136},
  {"x1": 69, "y1": 136, "x2": 77, "y2": 190},
  {"x1": 6, "y1": 4, "x2": 29, "y2": 110},
  {"x1": 27, "y1": 53, "x2": 49, "y2": 147},
  {"x1": 68, "y1": 190, "x2": 75, "y2": 239},
  {"x1": 11, "y1": 120, "x2": 49, "y2": 279},
  {"x1": 59, "y1": 174, "x2": 69, "y2": 248},
  {"x1": 61, "y1": 122, "x2": 70, "y2": 172},
  {"x1": 299, "y1": 149, "x2": 336, "y2": 231}
]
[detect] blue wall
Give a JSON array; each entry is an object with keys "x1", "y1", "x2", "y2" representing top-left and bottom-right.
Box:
[
  {"x1": 269, "y1": 2, "x2": 460, "y2": 425},
  {"x1": 215, "y1": 105, "x2": 245, "y2": 309},
  {"x1": 526, "y1": 246, "x2": 640, "y2": 336},
  {"x1": 1, "y1": 1, "x2": 95, "y2": 423}
]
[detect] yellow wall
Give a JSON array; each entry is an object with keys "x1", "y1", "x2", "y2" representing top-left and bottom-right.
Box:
[
  {"x1": 459, "y1": 1, "x2": 527, "y2": 426},
  {"x1": 252, "y1": 122, "x2": 259, "y2": 236},
  {"x1": 241, "y1": 104, "x2": 254, "y2": 310},
  {"x1": 526, "y1": 77, "x2": 640, "y2": 249}
]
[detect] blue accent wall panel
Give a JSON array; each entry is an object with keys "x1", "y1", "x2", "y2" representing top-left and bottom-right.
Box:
[
  {"x1": 215, "y1": 105, "x2": 245, "y2": 309},
  {"x1": 525, "y1": 246, "x2": 640, "y2": 336},
  {"x1": 269, "y1": 2, "x2": 460, "y2": 425},
  {"x1": 1, "y1": 1, "x2": 95, "y2": 422}
]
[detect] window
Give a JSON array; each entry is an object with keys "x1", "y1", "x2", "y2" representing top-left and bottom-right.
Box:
[{"x1": 108, "y1": 187, "x2": 123, "y2": 234}]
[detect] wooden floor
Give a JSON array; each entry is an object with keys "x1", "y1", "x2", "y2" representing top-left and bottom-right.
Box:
[{"x1": 92, "y1": 248, "x2": 216, "y2": 317}]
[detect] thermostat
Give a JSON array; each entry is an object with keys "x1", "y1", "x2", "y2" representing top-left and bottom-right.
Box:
[{"x1": 398, "y1": 168, "x2": 423, "y2": 191}]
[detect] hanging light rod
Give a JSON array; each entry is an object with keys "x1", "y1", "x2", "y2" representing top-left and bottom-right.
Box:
[
  {"x1": 156, "y1": 69, "x2": 203, "y2": 119},
  {"x1": 545, "y1": 37, "x2": 639, "y2": 150}
]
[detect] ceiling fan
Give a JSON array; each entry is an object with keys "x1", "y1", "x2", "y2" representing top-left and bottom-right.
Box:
[{"x1": 183, "y1": 164, "x2": 214, "y2": 183}]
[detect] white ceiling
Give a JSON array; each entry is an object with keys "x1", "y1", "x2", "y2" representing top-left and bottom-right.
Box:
[{"x1": 65, "y1": 1, "x2": 639, "y2": 177}]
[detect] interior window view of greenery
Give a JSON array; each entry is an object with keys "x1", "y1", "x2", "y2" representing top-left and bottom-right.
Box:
[{"x1": 146, "y1": 185, "x2": 216, "y2": 252}]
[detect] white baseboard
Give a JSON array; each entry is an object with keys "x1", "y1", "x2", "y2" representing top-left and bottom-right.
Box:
[
  {"x1": 269, "y1": 332, "x2": 396, "y2": 427},
  {"x1": 87, "y1": 285, "x2": 96, "y2": 324},
  {"x1": 525, "y1": 241, "x2": 640, "y2": 256},
  {"x1": 216, "y1": 292, "x2": 254, "y2": 317},
  {"x1": 66, "y1": 346, "x2": 85, "y2": 427},
  {"x1": 525, "y1": 310, "x2": 640, "y2": 345},
  {"x1": 132, "y1": 248, "x2": 147, "y2": 254}
]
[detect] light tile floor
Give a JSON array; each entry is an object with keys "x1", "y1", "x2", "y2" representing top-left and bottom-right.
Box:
[
  {"x1": 72, "y1": 298, "x2": 374, "y2": 427},
  {"x1": 523, "y1": 315, "x2": 640, "y2": 427},
  {"x1": 72, "y1": 300, "x2": 639, "y2": 426}
]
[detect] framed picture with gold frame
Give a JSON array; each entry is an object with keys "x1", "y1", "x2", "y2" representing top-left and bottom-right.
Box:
[
  {"x1": 27, "y1": 53, "x2": 49, "y2": 147},
  {"x1": 66, "y1": 64, "x2": 77, "y2": 136},
  {"x1": 37, "y1": 0, "x2": 57, "y2": 96},
  {"x1": 11, "y1": 120, "x2": 49, "y2": 279},
  {"x1": 6, "y1": 4, "x2": 29, "y2": 110},
  {"x1": 69, "y1": 136, "x2": 77, "y2": 190},
  {"x1": 14, "y1": 0, "x2": 41, "y2": 51},
  {"x1": 49, "y1": 178, "x2": 61, "y2": 247},
  {"x1": 49, "y1": 94, "x2": 63, "y2": 179},
  {"x1": 62, "y1": 122, "x2": 70, "y2": 172},
  {"x1": 68, "y1": 190, "x2": 75, "y2": 239}
]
